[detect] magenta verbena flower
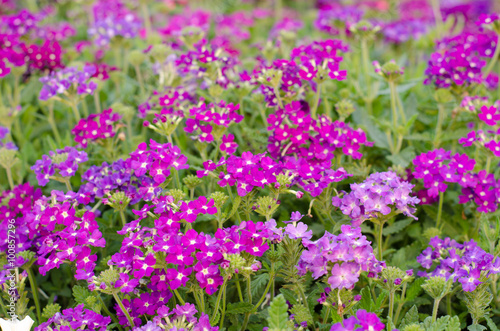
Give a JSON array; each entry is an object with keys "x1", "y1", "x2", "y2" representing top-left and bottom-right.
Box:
[
  {"x1": 412, "y1": 149, "x2": 475, "y2": 198},
  {"x1": 35, "y1": 304, "x2": 111, "y2": 331},
  {"x1": 297, "y1": 225, "x2": 384, "y2": 289},
  {"x1": 417, "y1": 236, "x2": 500, "y2": 292},
  {"x1": 72, "y1": 108, "x2": 122, "y2": 148},
  {"x1": 330, "y1": 309, "x2": 385, "y2": 331},
  {"x1": 332, "y1": 171, "x2": 419, "y2": 226}
]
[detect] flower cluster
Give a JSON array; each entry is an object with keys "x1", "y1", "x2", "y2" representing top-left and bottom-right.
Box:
[
  {"x1": 424, "y1": 31, "x2": 496, "y2": 89},
  {"x1": 184, "y1": 100, "x2": 243, "y2": 143},
  {"x1": 108, "y1": 217, "x2": 272, "y2": 326},
  {"x1": 88, "y1": 0, "x2": 142, "y2": 46},
  {"x1": 267, "y1": 101, "x2": 372, "y2": 164},
  {"x1": 417, "y1": 236, "x2": 500, "y2": 292},
  {"x1": 72, "y1": 109, "x2": 122, "y2": 148},
  {"x1": 35, "y1": 304, "x2": 111, "y2": 331},
  {"x1": 31, "y1": 147, "x2": 88, "y2": 187},
  {"x1": 0, "y1": 183, "x2": 41, "y2": 254},
  {"x1": 332, "y1": 171, "x2": 419, "y2": 226},
  {"x1": 39, "y1": 65, "x2": 97, "y2": 101},
  {"x1": 330, "y1": 309, "x2": 385, "y2": 331},
  {"x1": 132, "y1": 304, "x2": 218, "y2": 331},
  {"x1": 315, "y1": 5, "x2": 363, "y2": 35},
  {"x1": 412, "y1": 149, "x2": 476, "y2": 198},
  {"x1": 297, "y1": 225, "x2": 384, "y2": 289}
]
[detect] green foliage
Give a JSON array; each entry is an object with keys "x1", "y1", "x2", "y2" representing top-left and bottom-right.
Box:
[
  {"x1": 267, "y1": 295, "x2": 290, "y2": 331},
  {"x1": 42, "y1": 303, "x2": 61, "y2": 321}
]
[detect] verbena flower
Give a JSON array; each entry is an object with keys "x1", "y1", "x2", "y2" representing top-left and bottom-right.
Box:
[
  {"x1": 417, "y1": 236, "x2": 500, "y2": 292},
  {"x1": 332, "y1": 171, "x2": 419, "y2": 226},
  {"x1": 31, "y1": 147, "x2": 88, "y2": 187}
]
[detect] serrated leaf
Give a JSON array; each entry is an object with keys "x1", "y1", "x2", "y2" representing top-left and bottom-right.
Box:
[
  {"x1": 429, "y1": 315, "x2": 450, "y2": 331},
  {"x1": 72, "y1": 285, "x2": 91, "y2": 304},
  {"x1": 279, "y1": 288, "x2": 298, "y2": 305},
  {"x1": 226, "y1": 195, "x2": 242, "y2": 221},
  {"x1": 467, "y1": 325, "x2": 487, "y2": 331},
  {"x1": 383, "y1": 218, "x2": 413, "y2": 236},
  {"x1": 386, "y1": 146, "x2": 416, "y2": 168},
  {"x1": 400, "y1": 305, "x2": 419, "y2": 329},
  {"x1": 445, "y1": 316, "x2": 460, "y2": 331},
  {"x1": 267, "y1": 294, "x2": 289, "y2": 330},
  {"x1": 375, "y1": 290, "x2": 388, "y2": 308},
  {"x1": 251, "y1": 273, "x2": 269, "y2": 299},
  {"x1": 226, "y1": 302, "x2": 254, "y2": 315},
  {"x1": 406, "y1": 277, "x2": 425, "y2": 302},
  {"x1": 358, "y1": 287, "x2": 374, "y2": 312},
  {"x1": 485, "y1": 316, "x2": 499, "y2": 331}
]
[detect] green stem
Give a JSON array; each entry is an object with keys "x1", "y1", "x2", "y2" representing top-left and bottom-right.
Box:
[
  {"x1": 140, "y1": 2, "x2": 152, "y2": 37},
  {"x1": 297, "y1": 285, "x2": 309, "y2": 309},
  {"x1": 47, "y1": 105, "x2": 62, "y2": 145},
  {"x1": 252, "y1": 271, "x2": 274, "y2": 313},
  {"x1": 389, "y1": 81, "x2": 399, "y2": 129},
  {"x1": 134, "y1": 64, "x2": 146, "y2": 96},
  {"x1": 173, "y1": 289, "x2": 185, "y2": 305},
  {"x1": 432, "y1": 298, "x2": 442, "y2": 323},
  {"x1": 6, "y1": 167, "x2": 14, "y2": 190},
  {"x1": 446, "y1": 293, "x2": 453, "y2": 316},
  {"x1": 485, "y1": 156, "x2": 492, "y2": 173},
  {"x1": 64, "y1": 178, "x2": 73, "y2": 192},
  {"x1": 311, "y1": 83, "x2": 321, "y2": 119},
  {"x1": 71, "y1": 101, "x2": 81, "y2": 122},
  {"x1": 434, "y1": 103, "x2": 445, "y2": 148},
  {"x1": 430, "y1": 0, "x2": 444, "y2": 39},
  {"x1": 227, "y1": 186, "x2": 242, "y2": 224},
  {"x1": 240, "y1": 276, "x2": 253, "y2": 331},
  {"x1": 436, "y1": 191, "x2": 444, "y2": 228},
  {"x1": 94, "y1": 90, "x2": 101, "y2": 113},
  {"x1": 220, "y1": 284, "x2": 227, "y2": 328},
  {"x1": 98, "y1": 295, "x2": 123, "y2": 331},
  {"x1": 211, "y1": 279, "x2": 227, "y2": 324},
  {"x1": 113, "y1": 292, "x2": 134, "y2": 328},
  {"x1": 27, "y1": 268, "x2": 41, "y2": 324},
  {"x1": 483, "y1": 35, "x2": 500, "y2": 78},
  {"x1": 235, "y1": 274, "x2": 244, "y2": 302},
  {"x1": 174, "y1": 169, "x2": 182, "y2": 189},
  {"x1": 394, "y1": 282, "x2": 407, "y2": 324},
  {"x1": 388, "y1": 290, "x2": 395, "y2": 329},
  {"x1": 360, "y1": 38, "x2": 373, "y2": 116},
  {"x1": 119, "y1": 210, "x2": 127, "y2": 227},
  {"x1": 377, "y1": 222, "x2": 384, "y2": 261}
]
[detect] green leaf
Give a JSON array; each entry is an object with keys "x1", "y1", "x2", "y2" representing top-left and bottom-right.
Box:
[
  {"x1": 399, "y1": 305, "x2": 419, "y2": 329},
  {"x1": 226, "y1": 195, "x2": 242, "y2": 222},
  {"x1": 267, "y1": 294, "x2": 289, "y2": 330},
  {"x1": 445, "y1": 316, "x2": 461, "y2": 331},
  {"x1": 251, "y1": 273, "x2": 269, "y2": 299},
  {"x1": 429, "y1": 315, "x2": 450, "y2": 331},
  {"x1": 280, "y1": 288, "x2": 298, "y2": 305},
  {"x1": 383, "y1": 218, "x2": 413, "y2": 236},
  {"x1": 386, "y1": 146, "x2": 416, "y2": 168},
  {"x1": 421, "y1": 205, "x2": 438, "y2": 220},
  {"x1": 226, "y1": 302, "x2": 254, "y2": 315},
  {"x1": 467, "y1": 325, "x2": 487, "y2": 331},
  {"x1": 405, "y1": 278, "x2": 425, "y2": 302},
  {"x1": 72, "y1": 285, "x2": 91, "y2": 304},
  {"x1": 485, "y1": 316, "x2": 499, "y2": 331},
  {"x1": 357, "y1": 287, "x2": 374, "y2": 312}
]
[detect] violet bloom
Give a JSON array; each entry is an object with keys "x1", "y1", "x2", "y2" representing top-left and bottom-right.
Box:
[
  {"x1": 39, "y1": 65, "x2": 97, "y2": 101},
  {"x1": 31, "y1": 147, "x2": 88, "y2": 187},
  {"x1": 332, "y1": 171, "x2": 419, "y2": 226},
  {"x1": 417, "y1": 236, "x2": 498, "y2": 292},
  {"x1": 285, "y1": 222, "x2": 313, "y2": 240}
]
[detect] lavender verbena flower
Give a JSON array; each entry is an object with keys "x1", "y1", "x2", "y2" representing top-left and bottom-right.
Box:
[
  {"x1": 88, "y1": 0, "x2": 142, "y2": 47},
  {"x1": 332, "y1": 171, "x2": 419, "y2": 226},
  {"x1": 297, "y1": 225, "x2": 384, "y2": 289},
  {"x1": 35, "y1": 304, "x2": 111, "y2": 331},
  {"x1": 417, "y1": 236, "x2": 500, "y2": 292},
  {"x1": 39, "y1": 65, "x2": 97, "y2": 101},
  {"x1": 31, "y1": 147, "x2": 88, "y2": 187}
]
